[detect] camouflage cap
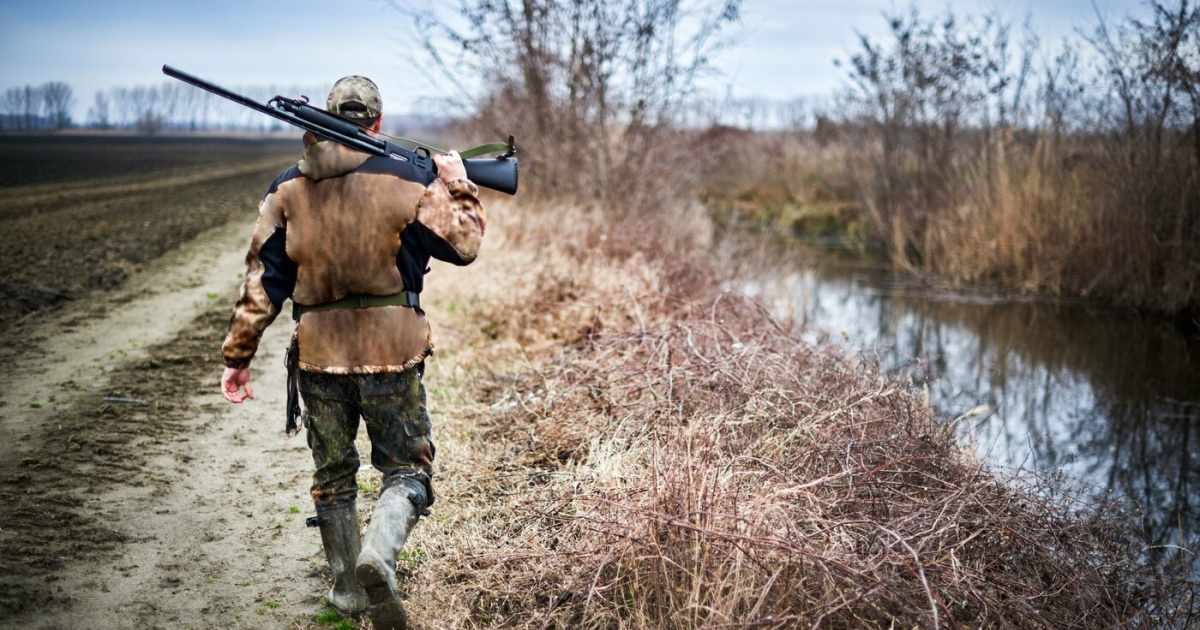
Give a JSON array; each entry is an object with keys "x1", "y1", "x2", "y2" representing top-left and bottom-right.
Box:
[{"x1": 326, "y1": 75, "x2": 382, "y2": 120}]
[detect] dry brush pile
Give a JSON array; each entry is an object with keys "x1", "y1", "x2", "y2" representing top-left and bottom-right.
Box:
[{"x1": 414, "y1": 203, "x2": 1195, "y2": 629}]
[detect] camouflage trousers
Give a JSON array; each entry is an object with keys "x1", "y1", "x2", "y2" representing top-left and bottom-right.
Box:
[{"x1": 298, "y1": 366, "x2": 435, "y2": 509}]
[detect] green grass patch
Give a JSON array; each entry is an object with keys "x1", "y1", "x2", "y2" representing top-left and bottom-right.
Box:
[
  {"x1": 397, "y1": 548, "x2": 427, "y2": 571},
  {"x1": 315, "y1": 604, "x2": 357, "y2": 628}
]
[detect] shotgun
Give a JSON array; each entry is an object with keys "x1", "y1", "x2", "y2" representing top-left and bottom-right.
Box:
[{"x1": 162, "y1": 65, "x2": 518, "y2": 195}]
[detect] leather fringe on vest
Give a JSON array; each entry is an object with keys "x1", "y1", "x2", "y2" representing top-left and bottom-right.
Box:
[{"x1": 285, "y1": 331, "x2": 302, "y2": 438}]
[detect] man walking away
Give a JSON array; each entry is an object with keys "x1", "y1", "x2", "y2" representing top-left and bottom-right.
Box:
[{"x1": 218, "y1": 75, "x2": 486, "y2": 630}]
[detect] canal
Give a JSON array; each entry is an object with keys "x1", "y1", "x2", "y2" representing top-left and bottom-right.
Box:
[{"x1": 720, "y1": 228, "x2": 1200, "y2": 561}]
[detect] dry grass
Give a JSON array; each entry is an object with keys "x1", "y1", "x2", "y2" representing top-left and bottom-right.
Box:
[
  {"x1": 926, "y1": 135, "x2": 1095, "y2": 295},
  {"x1": 886, "y1": 132, "x2": 1199, "y2": 313},
  {"x1": 406, "y1": 199, "x2": 1194, "y2": 629}
]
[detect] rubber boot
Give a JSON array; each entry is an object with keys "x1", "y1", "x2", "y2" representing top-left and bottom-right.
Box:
[
  {"x1": 355, "y1": 484, "x2": 424, "y2": 630},
  {"x1": 317, "y1": 502, "x2": 369, "y2": 615}
]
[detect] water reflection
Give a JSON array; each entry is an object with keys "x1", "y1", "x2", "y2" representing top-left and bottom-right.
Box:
[{"x1": 721, "y1": 230, "x2": 1200, "y2": 559}]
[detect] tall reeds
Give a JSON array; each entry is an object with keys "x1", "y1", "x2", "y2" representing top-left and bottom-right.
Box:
[
  {"x1": 839, "y1": 2, "x2": 1200, "y2": 313},
  {"x1": 697, "y1": 2, "x2": 1199, "y2": 314}
]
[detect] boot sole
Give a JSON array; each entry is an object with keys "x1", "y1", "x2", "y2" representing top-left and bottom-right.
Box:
[
  {"x1": 356, "y1": 561, "x2": 407, "y2": 630},
  {"x1": 327, "y1": 585, "x2": 368, "y2": 616}
]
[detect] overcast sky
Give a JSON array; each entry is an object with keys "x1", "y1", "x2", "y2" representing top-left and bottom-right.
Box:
[{"x1": 0, "y1": 0, "x2": 1141, "y2": 122}]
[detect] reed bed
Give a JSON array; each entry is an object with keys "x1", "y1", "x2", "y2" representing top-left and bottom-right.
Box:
[{"x1": 699, "y1": 1, "x2": 1200, "y2": 315}]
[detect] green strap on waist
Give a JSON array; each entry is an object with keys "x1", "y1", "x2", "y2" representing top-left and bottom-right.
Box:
[{"x1": 292, "y1": 291, "x2": 419, "y2": 322}]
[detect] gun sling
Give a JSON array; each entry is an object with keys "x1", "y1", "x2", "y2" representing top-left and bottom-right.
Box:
[
  {"x1": 457, "y1": 142, "x2": 512, "y2": 158},
  {"x1": 291, "y1": 291, "x2": 419, "y2": 322}
]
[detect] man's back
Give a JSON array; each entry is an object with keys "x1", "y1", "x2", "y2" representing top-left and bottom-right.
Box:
[{"x1": 222, "y1": 131, "x2": 486, "y2": 374}]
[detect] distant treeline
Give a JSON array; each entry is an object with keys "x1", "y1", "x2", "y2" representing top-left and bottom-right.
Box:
[
  {"x1": 0, "y1": 82, "x2": 75, "y2": 130},
  {"x1": 0, "y1": 80, "x2": 452, "y2": 134},
  {"x1": 0, "y1": 81, "x2": 331, "y2": 132}
]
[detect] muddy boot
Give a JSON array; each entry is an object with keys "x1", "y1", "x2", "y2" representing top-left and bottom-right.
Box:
[
  {"x1": 355, "y1": 483, "x2": 425, "y2": 630},
  {"x1": 316, "y1": 502, "x2": 369, "y2": 615}
]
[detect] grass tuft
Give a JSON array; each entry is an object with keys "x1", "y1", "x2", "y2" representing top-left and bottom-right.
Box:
[{"x1": 314, "y1": 605, "x2": 354, "y2": 627}]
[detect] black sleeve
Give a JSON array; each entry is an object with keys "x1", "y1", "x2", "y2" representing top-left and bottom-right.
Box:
[
  {"x1": 396, "y1": 219, "x2": 474, "y2": 295},
  {"x1": 260, "y1": 227, "x2": 297, "y2": 311},
  {"x1": 411, "y1": 219, "x2": 474, "y2": 266},
  {"x1": 266, "y1": 165, "x2": 303, "y2": 197},
  {"x1": 360, "y1": 155, "x2": 477, "y2": 266}
]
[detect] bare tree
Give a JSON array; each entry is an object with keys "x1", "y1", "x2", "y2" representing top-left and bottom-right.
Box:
[
  {"x1": 41, "y1": 81, "x2": 74, "y2": 129},
  {"x1": 0, "y1": 88, "x2": 22, "y2": 129},
  {"x1": 158, "y1": 82, "x2": 180, "y2": 131},
  {"x1": 395, "y1": 0, "x2": 743, "y2": 204},
  {"x1": 87, "y1": 90, "x2": 111, "y2": 129},
  {"x1": 843, "y1": 7, "x2": 1040, "y2": 266},
  {"x1": 1133, "y1": 0, "x2": 1200, "y2": 168},
  {"x1": 129, "y1": 85, "x2": 162, "y2": 133},
  {"x1": 110, "y1": 87, "x2": 134, "y2": 129},
  {"x1": 1038, "y1": 40, "x2": 1085, "y2": 138},
  {"x1": 19, "y1": 85, "x2": 44, "y2": 129}
]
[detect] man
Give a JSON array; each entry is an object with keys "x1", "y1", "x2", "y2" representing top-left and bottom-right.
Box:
[{"x1": 218, "y1": 75, "x2": 485, "y2": 630}]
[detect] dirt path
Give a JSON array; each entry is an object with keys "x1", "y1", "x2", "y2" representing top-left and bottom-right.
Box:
[
  {"x1": 0, "y1": 212, "x2": 326, "y2": 628},
  {"x1": 0, "y1": 198, "x2": 524, "y2": 629},
  {"x1": 0, "y1": 217, "x2": 321, "y2": 629}
]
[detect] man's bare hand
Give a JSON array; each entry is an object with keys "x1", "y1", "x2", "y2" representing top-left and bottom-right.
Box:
[
  {"x1": 221, "y1": 366, "x2": 255, "y2": 403},
  {"x1": 434, "y1": 150, "x2": 468, "y2": 184}
]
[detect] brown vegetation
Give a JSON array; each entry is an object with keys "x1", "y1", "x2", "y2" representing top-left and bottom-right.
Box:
[
  {"x1": 703, "y1": 1, "x2": 1200, "y2": 315},
  {"x1": 377, "y1": 2, "x2": 1200, "y2": 625},
  {"x1": 407, "y1": 202, "x2": 1195, "y2": 628}
]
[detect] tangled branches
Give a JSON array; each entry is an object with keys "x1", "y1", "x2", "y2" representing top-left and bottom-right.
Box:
[{"x1": 420, "y1": 205, "x2": 1194, "y2": 628}]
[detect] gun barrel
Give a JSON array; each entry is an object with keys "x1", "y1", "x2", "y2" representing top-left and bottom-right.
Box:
[
  {"x1": 162, "y1": 65, "x2": 275, "y2": 117},
  {"x1": 162, "y1": 64, "x2": 383, "y2": 157},
  {"x1": 162, "y1": 65, "x2": 518, "y2": 194}
]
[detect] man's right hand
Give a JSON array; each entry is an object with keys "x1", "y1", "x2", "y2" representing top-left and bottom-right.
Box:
[
  {"x1": 221, "y1": 366, "x2": 255, "y2": 403},
  {"x1": 433, "y1": 150, "x2": 467, "y2": 185}
]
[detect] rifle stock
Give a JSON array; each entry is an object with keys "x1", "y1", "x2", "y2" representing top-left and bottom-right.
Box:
[
  {"x1": 162, "y1": 65, "x2": 518, "y2": 195},
  {"x1": 463, "y1": 156, "x2": 519, "y2": 195}
]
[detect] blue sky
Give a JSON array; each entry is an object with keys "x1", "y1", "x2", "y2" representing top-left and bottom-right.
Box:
[{"x1": 0, "y1": 0, "x2": 1141, "y2": 121}]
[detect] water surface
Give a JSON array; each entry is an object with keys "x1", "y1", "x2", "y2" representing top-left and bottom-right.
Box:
[{"x1": 722, "y1": 230, "x2": 1200, "y2": 558}]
